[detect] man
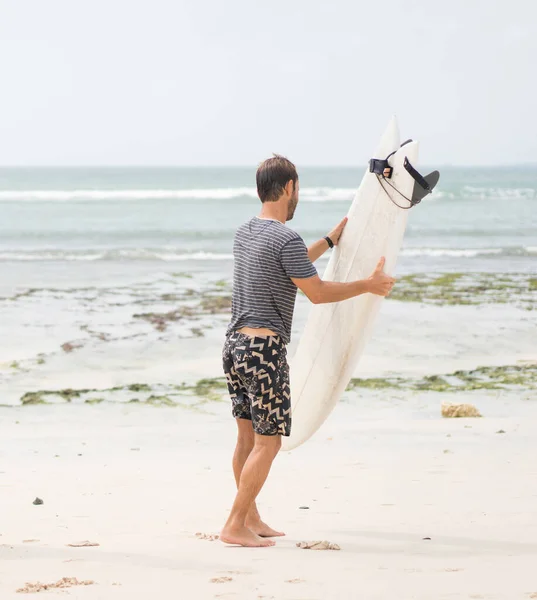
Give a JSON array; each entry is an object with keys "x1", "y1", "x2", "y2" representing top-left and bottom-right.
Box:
[{"x1": 220, "y1": 155, "x2": 395, "y2": 547}]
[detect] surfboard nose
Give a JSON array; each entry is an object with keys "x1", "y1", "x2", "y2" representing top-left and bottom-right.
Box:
[{"x1": 373, "y1": 116, "x2": 400, "y2": 159}]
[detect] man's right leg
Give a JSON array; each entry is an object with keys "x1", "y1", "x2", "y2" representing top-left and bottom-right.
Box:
[
  {"x1": 233, "y1": 418, "x2": 284, "y2": 537},
  {"x1": 220, "y1": 432, "x2": 281, "y2": 547}
]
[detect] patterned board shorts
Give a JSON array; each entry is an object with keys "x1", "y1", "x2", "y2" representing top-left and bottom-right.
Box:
[{"x1": 222, "y1": 331, "x2": 291, "y2": 436}]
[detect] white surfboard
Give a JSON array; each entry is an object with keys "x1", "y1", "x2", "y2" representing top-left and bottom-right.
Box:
[{"x1": 282, "y1": 117, "x2": 419, "y2": 451}]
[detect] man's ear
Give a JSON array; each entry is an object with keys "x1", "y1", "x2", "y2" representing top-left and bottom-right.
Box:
[{"x1": 284, "y1": 179, "x2": 294, "y2": 197}]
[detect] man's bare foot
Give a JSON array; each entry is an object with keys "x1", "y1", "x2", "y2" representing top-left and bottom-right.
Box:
[
  {"x1": 220, "y1": 525, "x2": 276, "y2": 547},
  {"x1": 245, "y1": 519, "x2": 285, "y2": 538}
]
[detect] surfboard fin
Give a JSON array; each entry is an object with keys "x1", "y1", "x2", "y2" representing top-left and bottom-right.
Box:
[{"x1": 403, "y1": 157, "x2": 440, "y2": 205}]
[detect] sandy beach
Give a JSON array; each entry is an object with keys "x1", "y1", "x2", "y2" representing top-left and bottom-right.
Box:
[{"x1": 1, "y1": 391, "x2": 536, "y2": 600}]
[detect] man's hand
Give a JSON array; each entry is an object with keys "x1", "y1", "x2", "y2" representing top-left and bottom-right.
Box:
[
  {"x1": 327, "y1": 217, "x2": 348, "y2": 246},
  {"x1": 367, "y1": 257, "x2": 395, "y2": 297}
]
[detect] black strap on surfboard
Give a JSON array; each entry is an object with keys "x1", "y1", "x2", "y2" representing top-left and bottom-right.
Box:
[
  {"x1": 377, "y1": 163, "x2": 440, "y2": 209},
  {"x1": 369, "y1": 139, "x2": 414, "y2": 180},
  {"x1": 370, "y1": 140, "x2": 440, "y2": 209},
  {"x1": 369, "y1": 158, "x2": 393, "y2": 179}
]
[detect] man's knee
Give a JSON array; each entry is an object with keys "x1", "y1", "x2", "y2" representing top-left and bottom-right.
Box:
[
  {"x1": 254, "y1": 433, "x2": 281, "y2": 456},
  {"x1": 236, "y1": 419, "x2": 254, "y2": 449},
  {"x1": 236, "y1": 434, "x2": 254, "y2": 455},
  {"x1": 236, "y1": 437, "x2": 254, "y2": 456}
]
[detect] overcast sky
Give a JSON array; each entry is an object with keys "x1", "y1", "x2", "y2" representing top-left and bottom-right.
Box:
[{"x1": 1, "y1": 0, "x2": 536, "y2": 166}]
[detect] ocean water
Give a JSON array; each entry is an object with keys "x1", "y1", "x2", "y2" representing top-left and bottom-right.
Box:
[
  {"x1": 1, "y1": 166, "x2": 536, "y2": 272},
  {"x1": 0, "y1": 166, "x2": 536, "y2": 406}
]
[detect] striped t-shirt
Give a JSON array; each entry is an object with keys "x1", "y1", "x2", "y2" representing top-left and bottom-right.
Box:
[{"x1": 225, "y1": 216, "x2": 318, "y2": 344}]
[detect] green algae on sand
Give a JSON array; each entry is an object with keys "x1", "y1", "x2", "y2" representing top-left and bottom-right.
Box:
[
  {"x1": 389, "y1": 272, "x2": 536, "y2": 309},
  {"x1": 19, "y1": 377, "x2": 229, "y2": 407},
  {"x1": 17, "y1": 363, "x2": 536, "y2": 408},
  {"x1": 347, "y1": 363, "x2": 537, "y2": 393}
]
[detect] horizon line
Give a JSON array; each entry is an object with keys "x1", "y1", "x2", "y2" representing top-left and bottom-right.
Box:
[{"x1": 0, "y1": 163, "x2": 536, "y2": 169}]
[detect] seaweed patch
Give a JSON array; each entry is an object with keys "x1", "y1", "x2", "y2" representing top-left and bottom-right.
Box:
[
  {"x1": 19, "y1": 377, "x2": 229, "y2": 407},
  {"x1": 348, "y1": 363, "x2": 537, "y2": 393},
  {"x1": 389, "y1": 272, "x2": 536, "y2": 309}
]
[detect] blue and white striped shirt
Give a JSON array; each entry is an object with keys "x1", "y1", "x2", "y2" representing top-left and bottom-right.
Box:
[{"x1": 225, "y1": 216, "x2": 317, "y2": 344}]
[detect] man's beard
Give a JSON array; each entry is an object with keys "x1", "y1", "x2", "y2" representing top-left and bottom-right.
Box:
[{"x1": 287, "y1": 195, "x2": 298, "y2": 220}]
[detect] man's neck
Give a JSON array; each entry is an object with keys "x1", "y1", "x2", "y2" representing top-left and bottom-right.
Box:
[{"x1": 258, "y1": 208, "x2": 287, "y2": 224}]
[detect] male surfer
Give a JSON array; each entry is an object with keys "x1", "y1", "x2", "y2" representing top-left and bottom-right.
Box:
[{"x1": 220, "y1": 155, "x2": 395, "y2": 547}]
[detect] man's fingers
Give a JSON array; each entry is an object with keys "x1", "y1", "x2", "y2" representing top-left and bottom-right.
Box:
[
  {"x1": 375, "y1": 257, "x2": 386, "y2": 272},
  {"x1": 328, "y1": 217, "x2": 349, "y2": 246},
  {"x1": 336, "y1": 217, "x2": 348, "y2": 232}
]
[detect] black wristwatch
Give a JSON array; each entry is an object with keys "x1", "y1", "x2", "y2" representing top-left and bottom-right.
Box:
[{"x1": 324, "y1": 235, "x2": 334, "y2": 249}]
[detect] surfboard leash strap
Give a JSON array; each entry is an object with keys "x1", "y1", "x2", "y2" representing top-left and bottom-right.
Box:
[
  {"x1": 368, "y1": 139, "x2": 414, "y2": 181},
  {"x1": 370, "y1": 137, "x2": 439, "y2": 210},
  {"x1": 376, "y1": 173, "x2": 417, "y2": 210},
  {"x1": 403, "y1": 156, "x2": 432, "y2": 193},
  {"x1": 375, "y1": 157, "x2": 437, "y2": 210}
]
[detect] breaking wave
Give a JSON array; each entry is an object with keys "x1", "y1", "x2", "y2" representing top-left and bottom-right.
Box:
[{"x1": 1, "y1": 247, "x2": 535, "y2": 262}]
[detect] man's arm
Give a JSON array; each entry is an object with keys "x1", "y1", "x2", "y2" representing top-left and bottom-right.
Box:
[
  {"x1": 292, "y1": 257, "x2": 395, "y2": 304},
  {"x1": 307, "y1": 216, "x2": 348, "y2": 263},
  {"x1": 307, "y1": 237, "x2": 331, "y2": 263}
]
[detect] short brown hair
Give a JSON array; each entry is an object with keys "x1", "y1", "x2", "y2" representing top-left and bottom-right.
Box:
[{"x1": 256, "y1": 154, "x2": 298, "y2": 203}]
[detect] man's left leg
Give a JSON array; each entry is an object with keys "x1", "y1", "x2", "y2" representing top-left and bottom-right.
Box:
[
  {"x1": 233, "y1": 418, "x2": 284, "y2": 537},
  {"x1": 220, "y1": 432, "x2": 281, "y2": 547}
]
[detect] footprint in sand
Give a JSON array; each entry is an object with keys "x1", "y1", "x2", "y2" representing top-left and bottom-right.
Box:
[
  {"x1": 196, "y1": 532, "x2": 219, "y2": 541},
  {"x1": 16, "y1": 577, "x2": 94, "y2": 593},
  {"x1": 66, "y1": 541, "x2": 100, "y2": 547},
  {"x1": 210, "y1": 576, "x2": 233, "y2": 583},
  {"x1": 63, "y1": 559, "x2": 84, "y2": 563},
  {"x1": 296, "y1": 540, "x2": 340, "y2": 550}
]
